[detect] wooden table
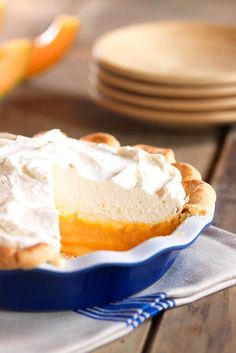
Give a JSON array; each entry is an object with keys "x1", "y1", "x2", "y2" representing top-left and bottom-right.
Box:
[{"x1": 2, "y1": 1, "x2": 236, "y2": 352}]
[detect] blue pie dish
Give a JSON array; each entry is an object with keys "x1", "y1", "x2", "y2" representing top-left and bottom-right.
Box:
[{"x1": 0, "y1": 208, "x2": 214, "y2": 311}]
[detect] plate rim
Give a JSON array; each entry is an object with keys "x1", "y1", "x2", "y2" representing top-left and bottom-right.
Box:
[
  {"x1": 93, "y1": 20, "x2": 236, "y2": 85},
  {"x1": 90, "y1": 63, "x2": 236, "y2": 98},
  {"x1": 90, "y1": 87, "x2": 236, "y2": 126},
  {"x1": 92, "y1": 78, "x2": 236, "y2": 112}
]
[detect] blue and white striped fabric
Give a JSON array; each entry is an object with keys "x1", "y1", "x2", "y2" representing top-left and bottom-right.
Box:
[
  {"x1": 1, "y1": 226, "x2": 236, "y2": 353},
  {"x1": 76, "y1": 292, "x2": 175, "y2": 328}
]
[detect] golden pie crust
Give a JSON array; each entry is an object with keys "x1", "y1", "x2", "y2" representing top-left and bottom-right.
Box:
[{"x1": 0, "y1": 132, "x2": 216, "y2": 269}]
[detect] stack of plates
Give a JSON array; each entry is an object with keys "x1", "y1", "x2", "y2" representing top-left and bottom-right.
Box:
[{"x1": 89, "y1": 21, "x2": 236, "y2": 127}]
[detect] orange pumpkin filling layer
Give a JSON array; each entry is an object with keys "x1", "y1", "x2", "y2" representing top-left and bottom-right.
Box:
[{"x1": 59, "y1": 213, "x2": 185, "y2": 256}]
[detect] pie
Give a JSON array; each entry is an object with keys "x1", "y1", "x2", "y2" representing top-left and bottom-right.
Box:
[{"x1": 0, "y1": 130, "x2": 216, "y2": 269}]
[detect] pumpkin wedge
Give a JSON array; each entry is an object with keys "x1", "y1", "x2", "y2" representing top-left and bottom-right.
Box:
[
  {"x1": 0, "y1": 39, "x2": 31, "y2": 97},
  {"x1": 26, "y1": 15, "x2": 79, "y2": 78}
]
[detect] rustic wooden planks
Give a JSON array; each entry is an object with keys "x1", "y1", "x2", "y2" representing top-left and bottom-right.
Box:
[
  {"x1": 145, "y1": 127, "x2": 236, "y2": 353},
  {"x1": 94, "y1": 321, "x2": 152, "y2": 353},
  {"x1": 146, "y1": 288, "x2": 236, "y2": 353},
  {"x1": 212, "y1": 127, "x2": 236, "y2": 232}
]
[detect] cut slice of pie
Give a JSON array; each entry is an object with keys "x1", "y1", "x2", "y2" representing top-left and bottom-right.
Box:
[{"x1": 0, "y1": 130, "x2": 216, "y2": 269}]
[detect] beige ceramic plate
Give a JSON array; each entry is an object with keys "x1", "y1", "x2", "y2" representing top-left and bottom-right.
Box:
[
  {"x1": 91, "y1": 76, "x2": 236, "y2": 112},
  {"x1": 90, "y1": 86, "x2": 236, "y2": 126},
  {"x1": 91, "y1": 64, "x2": 236, "y2": 98},
  {"x1": 93, "y1": 21, "x2": 236, "y2": 85}
]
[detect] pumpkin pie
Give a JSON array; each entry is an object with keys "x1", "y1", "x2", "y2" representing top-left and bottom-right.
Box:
[{"x1": 0, "y1": 130, "x2": 216, "y2": 269}]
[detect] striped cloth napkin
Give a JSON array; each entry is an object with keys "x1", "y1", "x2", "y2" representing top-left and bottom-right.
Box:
[{"x1": 0, "y1": 226, "x2": 236, "y2": 353}]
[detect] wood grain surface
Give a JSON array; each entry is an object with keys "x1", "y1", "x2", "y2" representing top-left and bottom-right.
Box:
[{"x1": 1, "y1": 1, "x2": 236, "y2": 353}]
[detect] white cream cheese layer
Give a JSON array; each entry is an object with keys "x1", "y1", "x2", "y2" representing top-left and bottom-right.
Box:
[{"x1": 0, "y1": 130, "x2": 186, "y2": 248}]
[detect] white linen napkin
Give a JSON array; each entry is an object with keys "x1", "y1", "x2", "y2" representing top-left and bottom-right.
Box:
[{"x1": 0, "y1": 226, "x2": 236, "y2": 353}]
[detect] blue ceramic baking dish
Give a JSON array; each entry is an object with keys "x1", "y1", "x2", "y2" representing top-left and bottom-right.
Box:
[{"x1": 0, "y1": 208, "x2": 214, "y2": 311}]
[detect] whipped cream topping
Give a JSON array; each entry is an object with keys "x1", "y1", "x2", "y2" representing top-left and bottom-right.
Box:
[{"x1": 0, "y1": 130, "x2": 186, "y2": 249}]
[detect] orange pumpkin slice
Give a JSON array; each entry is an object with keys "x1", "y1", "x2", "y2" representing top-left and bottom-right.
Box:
[
  {"x1": 26, "y1": 15, "x2": 80, "y2": 78},
  {"x1": 0, "y1": 39, "x2": 31, "y2": 97}
]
